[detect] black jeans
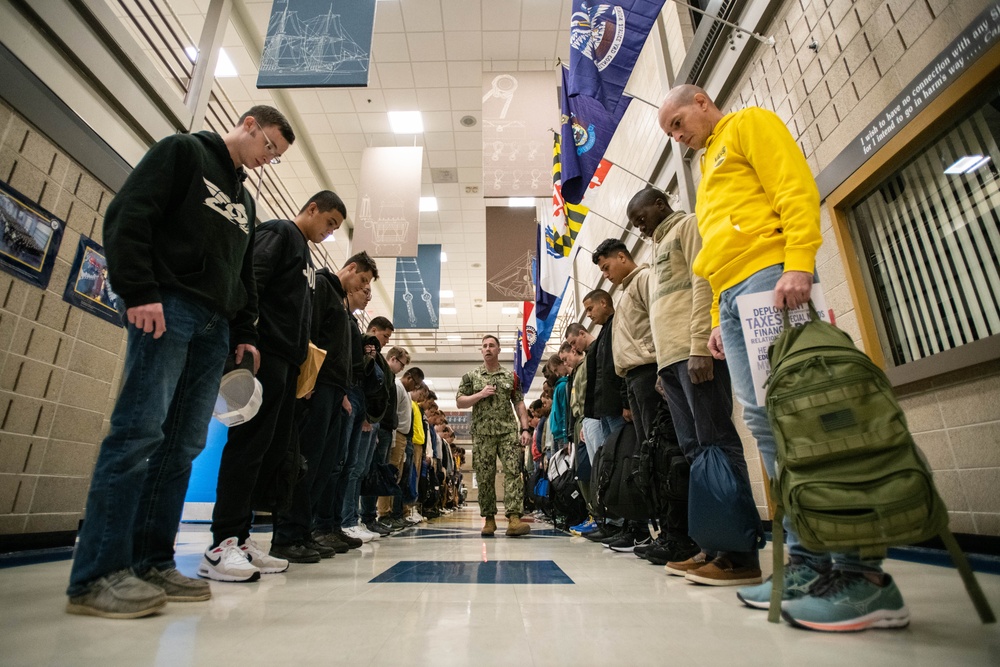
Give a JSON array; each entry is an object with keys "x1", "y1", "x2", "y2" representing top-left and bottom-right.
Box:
[
  {"x1": 659, "y1": 358, "x2": 759, "y2": 567},
  {"x1": 212, "y1": 354, "x2": 298, "y2": 547},
  {"x1": 273, "y1": 382, "x2": 347, "y2": 544}
]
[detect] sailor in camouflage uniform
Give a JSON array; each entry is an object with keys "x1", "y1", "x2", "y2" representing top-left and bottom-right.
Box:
[{"x1": 457, "y1": 335, "x2": 532, "y2": 536}]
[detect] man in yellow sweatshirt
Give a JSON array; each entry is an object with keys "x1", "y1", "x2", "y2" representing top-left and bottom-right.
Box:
[{"x1": 657, "y1": 85, "x2": 907, "y2": 633}]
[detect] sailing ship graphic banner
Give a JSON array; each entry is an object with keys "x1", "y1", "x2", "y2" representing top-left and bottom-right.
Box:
[
  {"x1": 485, "y1": 205, "x2": 536, "y2": 302},
  {"x1": 352, "y1": 146, "x2": 422, "y2": 257},
  {"x1": 482, "y1": 71, "x2": 559, "y2": 197},
  {"x1": 257, "y1": 0, "x2": 376, "y2": 88},
  {"x1": 392, "y1": 244, "x2": 441, "y2": 330}
]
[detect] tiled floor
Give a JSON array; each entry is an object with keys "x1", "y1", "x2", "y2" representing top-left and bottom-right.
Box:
[{"x1": 2, "y1": 506, "x2": 999, "y2": 666}]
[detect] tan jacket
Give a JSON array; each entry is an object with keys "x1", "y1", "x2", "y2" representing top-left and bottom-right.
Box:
[
  {"x1": 649, "y1": 211, "x2": 713, "y2": 370},
  {"x1": 612, "y1": 263, "x2": 657, "y2": 377}
]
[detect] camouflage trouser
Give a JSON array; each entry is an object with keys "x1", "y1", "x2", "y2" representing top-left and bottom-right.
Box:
[{"x1": 473, "y1": 432, "x2": 524, "y2": 517}]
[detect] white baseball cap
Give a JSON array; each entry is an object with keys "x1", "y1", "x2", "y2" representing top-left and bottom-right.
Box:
[{"x1": 213, "y1": 361, "x2": 262, "y2": 427}]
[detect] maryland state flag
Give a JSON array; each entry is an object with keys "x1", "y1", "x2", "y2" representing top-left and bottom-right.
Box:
[{"x1": 516, "y1": 133, "x2": 609, "y2": 392}]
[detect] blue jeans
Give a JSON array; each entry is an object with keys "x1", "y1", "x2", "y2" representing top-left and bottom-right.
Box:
[
  {"x1": 360, "y1": 427, "x2": 393, "y2": 524},
  {"x1": 342, "y1": 415, "x2": 380, "y2": 527},
  {"x1": 68, "y1": 292, "x2": 229, "y2": 595},
  {"x1": 315, "y1": 385, "x2": 365, "y2": 532},
  {"x1": 718, "y1": 264, "x2": 879, "y2": 572},
  {"x1": 581, "y1": 417, "x2": 603, "y2": 464},
  {"x1": 599, "y1": 415, "x2": 625, "y2": 442}
]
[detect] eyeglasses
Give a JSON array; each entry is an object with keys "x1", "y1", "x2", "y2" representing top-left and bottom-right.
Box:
[{"x1": 255, "y1": 119, "x2": 282, "y2": 165}]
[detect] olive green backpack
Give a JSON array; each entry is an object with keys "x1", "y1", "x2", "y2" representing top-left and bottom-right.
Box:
[{"x1": 763, "y1": 304, "x2": 994, "y2": 624}]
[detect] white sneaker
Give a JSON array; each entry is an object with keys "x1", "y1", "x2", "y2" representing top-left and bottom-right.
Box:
[
  {"x1": 405, "y1": 510, "x2": 424, "y2": 524},
  {"x1": 240, "y1": 537, "x2": 289, "y2": 574},
  {"x1": 358, "y1": 522, "x2": 380, "y2": 541},
  {"x1": 342, "y1": 525, "x2": 374, "y2": 543},
  {"x1": 198, "y1": 537, "x2": 260, "y2": 582}
]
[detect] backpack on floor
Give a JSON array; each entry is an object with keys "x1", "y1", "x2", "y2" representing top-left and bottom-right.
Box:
[
  {"x1": 636, "y1": 401, "x2": 690, "y2": 532},
  {"x1": 688, "y1": 445, "x2": 764, "y2": 554},
  {"x1": 548, "y1": 446, "x2": 588, "y2": 529},
  {"x1": 764, "y1": 303, "x2": 994, "y2": 624},
  {"x1": 595, "y1": 424, "x2": 650, "y2": 522}
]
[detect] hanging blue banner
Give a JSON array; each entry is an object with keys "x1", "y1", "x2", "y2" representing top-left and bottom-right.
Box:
[
  {"x1": 568, "y1": 0, "x2": 665, "y2": 112},
  {"x1": 393, "y1": 244, "x2": 442, "y2": 330},
  {"x1": 257, "y1": 0, "x2": 376, "y2": 88}
]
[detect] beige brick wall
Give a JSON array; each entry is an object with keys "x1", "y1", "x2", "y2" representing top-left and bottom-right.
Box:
[
  {"x1": 714, "y1": 0, "x2": 1000, "y2": 534},
  {"x1": 0, "y1": 99, "x2": 126, "y2": 537}
]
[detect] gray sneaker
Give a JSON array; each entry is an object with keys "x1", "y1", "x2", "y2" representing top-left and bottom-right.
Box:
[
  {"x1": 140, "y1": 566, "x2": 212, "y2": 602},
  {"x1": 66, "y1": 570, "x2": 167, "y2": 619}
]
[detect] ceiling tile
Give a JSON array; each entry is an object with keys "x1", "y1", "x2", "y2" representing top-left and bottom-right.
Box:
[
  {"x1": 446, "y1": 61, "x2": 483, "y2": 87},
  {"x1": 326, "y1": 113, "x2": 364, "y2": 134},
  {"x1": 423, "y1": 131, "x2": 456, "y2": 151},
  {"x1": 427, "y1": 150, "x2": 457, "y2": 168},
  {"x1": 483, "y1": 0, "x2": 523, "y2": 31},
  {"x1": 349, "y1": 89, "x2": 385, "y2": 113},
  {"x1": 400, "y1": 0, "x2": 444, "y2": 32},
  {"x1": 412, "y1": 61, "x2": 449, "y2": 88},
  {"x1": 482, "y1": 31, "x2": 520, "y2": 61},
  {"x1": 441, "y1": 0, "x2": 481, "y2": 31},
  {"x1": 406, "y1": 32, "x2": 447, "y2": 62},
  {"x1": 449, "y1": 87, "x2": 482, "y2": 111},
  {"x1": 371, "y1": 32, "x2": 412, "y2": 62},
  {"x1": 298, "y1": 114, "x2": 334, "y2": 135},
  {"x1": 316, "y1": 89, "x2": 356, "y2": 113},
  {"x1": 416, "y1": 88, "x2": 453, "y2": 112},
  {"x1": 382, "y1": 88, "x2": 419, "y2": 109},
  {"x1": 358, "y1": 112, "x2": 392, "y2": 134},
  {"x1": 336, "y1": 134, "x2": 369, "y2": 152},
  {"x1": 376, "y1": 62, "x2": 416, "y2": 88},
  {"x1": 373, "y1": 0, "x2": 405, "y2": 32},
  {"x1": 521, "y1": 0, "x2": 564, "y2": 30},
  {"x1": 444, "y1": 32, "x2": 483, "y2": 61},
  {"x1": 519, "y1": 32, "x2": 560, "y2": 61},
  {"x1": 455, "y1": 150, "x2": 481, "y2": 167},
  {"x1": 422, "y1": 110, "x2": 455, "y2": 132},
  {"x1": 453, "y1": 132, "x2": 483, "y2": 150}
]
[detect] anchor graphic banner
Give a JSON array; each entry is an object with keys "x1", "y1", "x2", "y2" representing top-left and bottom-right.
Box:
[
  {"x1": 352, "y1": 146, "x2": 422, "y2": 258},
  {"x1": 257, "y1": 0, "x2": 376, "y2": 88},
  {"x1": 482, "y1": 71, "x2": 559, "y2": 197},
  {"x1": 392, "y1": 244, "x2": 441, "y2": 330},
  {"x1": 485, "y1": 204, "x2": 536, "y2": 302}
]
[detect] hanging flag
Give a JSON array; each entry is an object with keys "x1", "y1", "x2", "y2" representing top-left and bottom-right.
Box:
[
  {"x1": 518, "y1": 136, "x2": 610, "y2": 392},
  {"x1": 560, "y1": 66, "x2": 628, "y2": 205},
  {"x1": 568, "y1": 0, "x2": 665, "y2": 112}
]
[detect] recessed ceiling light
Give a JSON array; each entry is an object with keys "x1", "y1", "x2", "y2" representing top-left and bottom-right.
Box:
[
  {"x1": 501, "y1": 307, "x2": 519, "y2": 314},
  {"x1": 419, "y1": 196, "x2": 438, "y2": 211},
  {"x1": 440, "y1": 290, "x2": 454, "y2": 298},
  {"x1": 388, "y1": 110, "x2": 424, "y2": 134},
  {"x1": 184, "y1": 47, "x2": 238, "y2": 77},
  {"x1": 508, "y1": 197, "x2": 535, "y2": 207},
  {"x1": 440, "y1": 307, "x2": 457, "y2": 315}
]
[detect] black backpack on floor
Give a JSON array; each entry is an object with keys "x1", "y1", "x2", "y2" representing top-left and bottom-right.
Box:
[{"x1": 595, "y1": 424, "x2": 650, "y2": 522}]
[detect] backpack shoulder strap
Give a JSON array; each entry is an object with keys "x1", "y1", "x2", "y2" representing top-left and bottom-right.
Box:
[
  {"x1": 939, "y1": 528, "x2": 996, "y2": 624},
  {"x1": 768, "y1": 503, "x2": 785, "y2": 624}
]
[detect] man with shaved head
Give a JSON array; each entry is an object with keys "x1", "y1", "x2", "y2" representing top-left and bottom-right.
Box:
[{"x1": 658, "y1": 87, "x2": 908, "y2": 632}]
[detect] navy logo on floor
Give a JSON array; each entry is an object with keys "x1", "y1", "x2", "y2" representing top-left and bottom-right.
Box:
[{"x1": 369, "y1": 560, "x2": 573, "y2": 584}]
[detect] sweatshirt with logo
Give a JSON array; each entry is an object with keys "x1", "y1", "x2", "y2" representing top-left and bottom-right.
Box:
[
  {"x1": 103, "y1": 130, "x2": 258, "y2": 345},
  {"x1": 692, "y1": 107, "x2": 822, "y2": 326},
  {"x1": 253, "y1": 219, "x2": 315, "y2": 367}
]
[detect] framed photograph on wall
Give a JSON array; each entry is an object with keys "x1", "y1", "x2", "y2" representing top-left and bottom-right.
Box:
[
  {"x1": 0, "y1": 178, "x2": 64, "y2": 289},
  {"x1": 62, "y1": 235, "x2": 125, "y2": 327}
]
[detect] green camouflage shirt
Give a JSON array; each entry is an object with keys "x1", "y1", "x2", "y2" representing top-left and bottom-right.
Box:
[{"x1": 457, "y1": 364, "x2": 524, "y2": 438}]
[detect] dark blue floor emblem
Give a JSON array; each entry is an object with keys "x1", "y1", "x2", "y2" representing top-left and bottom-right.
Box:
[{"x1": 369, "y1": 560, "x2": 574, "y2": 584}]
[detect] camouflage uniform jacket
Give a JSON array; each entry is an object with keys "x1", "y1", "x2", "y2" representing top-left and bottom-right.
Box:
[{"x1": 457, "y1": 364, "x2": 523, "y2": 439}]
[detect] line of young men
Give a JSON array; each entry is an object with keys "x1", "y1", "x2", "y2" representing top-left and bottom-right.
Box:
[
  {"x1": 538, "y1": 86, "x2": 907, "y2": 633},
  {"x1": 62, "y1": 105, "x2": 434, "y2": 620}
]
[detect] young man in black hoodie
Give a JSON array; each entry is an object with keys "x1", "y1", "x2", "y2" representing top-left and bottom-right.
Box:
[
  {"x1": 203, "y1": 191, "x2": 346, "y2": 581},
  {"x1": 67, "y1": 106, "x2": 293, "y2": 618},
  {"x1": 272, "y1": 252, "x2": 378, "y2": 555}
]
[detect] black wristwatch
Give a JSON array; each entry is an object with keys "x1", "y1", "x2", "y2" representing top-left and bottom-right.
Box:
[{"x1": 520, "y1": 428, "x2": 530, "y2": 433}]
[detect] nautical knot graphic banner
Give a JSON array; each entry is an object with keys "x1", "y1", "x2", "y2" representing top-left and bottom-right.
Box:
[
  {"x1": 352, "y1": 146, "x2": 423, "y2": 258},
  {"x1": 485, "y1": 205, "x2": 536, "y2": 302},
  {"x1": 392, "y1": 244, "x2": 442, "y2": 330}
]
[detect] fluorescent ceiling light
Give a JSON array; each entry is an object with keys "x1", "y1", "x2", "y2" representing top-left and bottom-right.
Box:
[
  {"x1": 388, "y1": 110, "x2": 424, "y2": 134},
  {"x1": 501, "y1": 307, "x2": 519, "y2": 314},
  {"x1": 424, "y1": 379, "x2": 434, "y2": 386},
  {"x1": 944, "y1": 155, "x2": 986, "y2": 174},
  {"x1": 440, "y1": 251, "x2": 448, "y2": 262},
  {"x1": 419, "y1": 196, "x2": 438, "y2": 212},
  {"x1": 508, "y1": 197, "x2": 535, "y2": 207},
  {"x1": 440, "y1": 307, "x2": 457, "y2": 315},
  {"x1": 184, "y1": 47, "x2": 238, "y2": 77},
  {"x1": 440, "y1": 290, "x2": 454, "y2": 298},
  {"x1": 447, "y1": 335, "x2": 462, "y2": 341},
  {"x1": 500, "y1": 334, "x2": 517, "y2": 341},
  {"x1": 966, "y1": 156, "x2": 992, "y2": 172}
]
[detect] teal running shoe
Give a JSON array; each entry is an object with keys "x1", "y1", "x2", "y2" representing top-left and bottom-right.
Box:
[
  {"x1": 781, "y1": 570, "x2": 910, "y2": 632},
  {"x1": 736, "y1": 557, "x2": 828, "y2": 609}
]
